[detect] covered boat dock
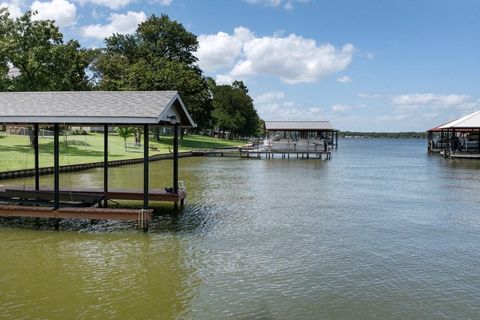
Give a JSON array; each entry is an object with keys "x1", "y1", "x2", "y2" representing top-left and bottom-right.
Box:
[
  {"x1": 246, "y1": 121, "x2": 338, "y2": 159},
  {"x1": 427, "y1": 111, "x2": 480, "y2": 159},
  {"x1": 0, "y1": 91, "x2": 196, "y2": 231}
]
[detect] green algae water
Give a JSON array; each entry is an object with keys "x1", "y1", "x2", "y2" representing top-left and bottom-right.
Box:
[{"x1": 1, "y1": 139, "x2": 480, "y2": 319}]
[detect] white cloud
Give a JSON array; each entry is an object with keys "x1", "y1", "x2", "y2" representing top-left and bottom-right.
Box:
[
  {"x1": 80, "y1": 10, "x2": 146, "y2": 40},
  {"x1": 390, "y1": 93, "x2": 480, "y2": 126},
  {"x1": 215, "y1": 74, "x2": 234, "y2": 85},
  {"x1": 77, "y1": 0, "x2": 132, "y2": 10},
  {"x1": 0, "y1": 1, "x2": 22, "y2": 18},
  {"x1": 337, "y1": 76, "x2": 352, "y2": 83},
  {"x1": 244, "y1": 0, "x2": 309, "y2": 10},
  {"x1": 196, "y1": 26, "x2": 253, "y2": 72},
  {"x1": 392, "y1": 93, "x2": 469, "y2": 107},
  {"x1": 77, "y1": 0, "x2": 171, "y2": 10},
  {"x1": 253, "y1": 90, "x2": 324, "y2": 120},
  {"x1": 255, "y1": 90, "x2": 285, "y2": 104},
  {"x1": 31, "y1": 0, "x2": 76, "y2": 27},
  {"x1": 331, "y1": 104, "x2": 351, "y2": 113},
  {"x1": 232, "y1": 35, "x2": 354, "y2": 84},
  {"x1": 197, "y1": 27, "x2": 355, "y2": 84}
]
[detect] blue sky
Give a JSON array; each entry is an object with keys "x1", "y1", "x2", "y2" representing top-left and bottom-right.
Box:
[{"x1": 2, "y1": 0, "x2": 480, "y2": 131}]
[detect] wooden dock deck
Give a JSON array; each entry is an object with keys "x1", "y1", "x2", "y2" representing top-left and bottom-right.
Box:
[
  {"x1": 0, "y1": 205, "x2": 152, "y2": 221},
  {"x1": 449, "y1": 152, "x2": 480, "y2": 159},
  {"x1": 0, "y1": 186, "x2": 186, "y2": 203},
  {"x1": 0, "y1": 205, "x2": 153, "y2": 231},
  {"x1": 0, "y1": 187, "x2": 186, "y2": 231}
]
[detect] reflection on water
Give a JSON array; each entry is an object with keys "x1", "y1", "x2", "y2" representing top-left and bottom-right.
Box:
[{"x1": 1, "y1": 139, "x2": 480, "y2": 319}]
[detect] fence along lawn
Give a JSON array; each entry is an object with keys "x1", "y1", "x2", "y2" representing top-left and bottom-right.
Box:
[{"x1": 0, "y1": 132, "x2": 245, "y2": 172}]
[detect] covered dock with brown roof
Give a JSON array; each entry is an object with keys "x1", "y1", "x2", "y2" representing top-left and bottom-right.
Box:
[{"x1": 0, "y1": 91, "x2": 196, "y2": 231}]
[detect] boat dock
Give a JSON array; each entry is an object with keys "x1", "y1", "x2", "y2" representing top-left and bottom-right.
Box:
[{"x1": 0, "y1": 91, "x2": 196, "y2": 231}]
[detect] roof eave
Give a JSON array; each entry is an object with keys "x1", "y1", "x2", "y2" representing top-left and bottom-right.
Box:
[{"x1": 0, "y1": 116, "x2": 158, "y2": 125}]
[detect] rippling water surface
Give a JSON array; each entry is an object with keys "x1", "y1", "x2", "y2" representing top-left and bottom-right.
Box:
[{"x1": 1, "y1": 139, "x2": 480, "y2": 319}]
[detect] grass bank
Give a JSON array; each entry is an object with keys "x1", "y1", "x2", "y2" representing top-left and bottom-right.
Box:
[{"x1": 0, "y1": 133, "x2": 245, "y2": 172}]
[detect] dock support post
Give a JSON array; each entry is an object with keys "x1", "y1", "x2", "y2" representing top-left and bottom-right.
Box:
[
  {"x1": 144, "y1": 125, "x2": 149, "y2": 209},
  {"x1": 335, "y1": 131, "x2": 339, "y2": 149},
  {"x1": 104, "y1": 124, "x2": 109, "y2": 208},
  {"x1": 478, "y1": 129, "x2": 480, "y2": 154},
  {"x1": 34, "y1": 123, "x2": 40, "y2": 191},
  {"x1": 173, "y1": 122, "x2": 179, "y2": 211},
  {"x1": 53, "y1": 218, "x2": 60, "y2": 231},
  {"x1": 53, "y1": 124, "x2": 60, "y2": 209}
]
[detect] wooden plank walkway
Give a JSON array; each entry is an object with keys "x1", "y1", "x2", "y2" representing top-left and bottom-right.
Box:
[
  {"x1": 0, "y1": 205, "x2": 152, "y2": 231},
  {"x1": 450, "y1": 153, "x2": 480, "y2": 159},
  {"x1": 0, "y1": 205, "x2": 151, "y2": 221},
  {"x1": 0, "y1": 187, "x2": 186, "y2": 203}
]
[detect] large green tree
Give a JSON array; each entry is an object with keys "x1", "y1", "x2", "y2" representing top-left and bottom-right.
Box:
[
  {"x1": 93, "y1": 14, "x2": 213, "y2": 129},
  {"x1": 212, "y1": 81, "x2": 261, "y2": 139},
  {"x1": 0, "y1": 9, "x2": 95, "y2": 91}
]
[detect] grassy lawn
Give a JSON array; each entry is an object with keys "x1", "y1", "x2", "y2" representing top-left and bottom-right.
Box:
[{"x1": 0, "y1": 132, "x2": 246, "y2": 172}]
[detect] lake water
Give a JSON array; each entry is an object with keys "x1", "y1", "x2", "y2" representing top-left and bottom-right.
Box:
[{"x1": 1, "y1": 139, "x2": 480, "y2": 319}]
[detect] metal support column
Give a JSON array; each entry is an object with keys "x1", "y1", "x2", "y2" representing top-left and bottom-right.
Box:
[
  {"x1": 53, "y1": 124, "x2": 60, "y2": 209},
  {"x1": 143, "y1": 125, "x2": 149, "y2": 209},
  {"x1": 173, "y1": 122, "x2": 179, "y2": 211},
  {"x1": 478, "y1": 129, "x2": 480, "y2": 154},
  {"x1": 104, "y1": 124, "x2": 109, "y2": 208},
  {"x1": 34, "y1": 123, "x2": 40, "y2": 191}
]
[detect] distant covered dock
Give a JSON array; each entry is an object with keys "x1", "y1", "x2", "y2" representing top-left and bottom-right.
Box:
[
  {"x1": 427, "y1": 111, "x2": 480, "y2": 159},
  {"x1": 0, "y1": 91, "x2": 196, "y2": 231},
  {"x1": 244, "y1": 121, "x2": 338, "y2": 159}
]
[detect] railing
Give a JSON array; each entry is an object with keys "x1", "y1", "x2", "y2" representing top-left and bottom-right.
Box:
[{"x1": 261, "y1": 139, "x2": 330, "y2": 152}]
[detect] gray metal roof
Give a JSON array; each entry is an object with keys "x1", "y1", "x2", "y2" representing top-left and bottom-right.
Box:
[
  {"x1": 0, "y1": 91, "x2": 196, "y2": 126},
  {"x1": 264, "y1": 121, "x2": 334, "y2": 131}
]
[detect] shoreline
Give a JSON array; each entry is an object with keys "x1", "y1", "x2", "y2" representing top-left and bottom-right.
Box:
[{"x1": 0, "y1": 147, "x2": 241, "y2": 181}]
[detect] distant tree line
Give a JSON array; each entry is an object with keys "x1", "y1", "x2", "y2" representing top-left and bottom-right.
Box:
[
  {"x1": 339, "y1": 131, "x2": 428, "y2": 139},
  {"x1": 0, "y1": 9, "x2": 262, "y2": 139}
]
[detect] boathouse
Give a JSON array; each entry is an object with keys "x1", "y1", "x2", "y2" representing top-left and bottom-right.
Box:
[
  {"x1": 264, "y1": 120, "x2": 338, "y2": 149},
  {"x1": 0, "y1": 91, "x2": 196, "y2": 231},
  {"x1": 427, "y1": 110, "x2": 480, "y2": 159},
  {"x1": 241, "y1": 121, "x2": 338, "y2": 159}
]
